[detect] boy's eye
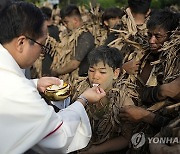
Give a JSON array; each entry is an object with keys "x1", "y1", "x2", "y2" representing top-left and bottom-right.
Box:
[
  {"x1": 100, "y1": 72, "x2": 106, "y2": 74},
  {"x1": 89, "y1": 69, "x2": 94, "y2": 72}
]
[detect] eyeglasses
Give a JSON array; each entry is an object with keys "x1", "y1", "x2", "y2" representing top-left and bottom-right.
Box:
[{"x1": 25, "y1": 36, "x2": 50, "y2": 53}]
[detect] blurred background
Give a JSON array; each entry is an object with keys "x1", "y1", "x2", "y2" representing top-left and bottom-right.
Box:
[{"x1": 17, "y1": 0, "x2": 180, "y2": 9}]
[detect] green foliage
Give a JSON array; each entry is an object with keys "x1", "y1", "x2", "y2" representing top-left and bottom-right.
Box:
[
  {"x1": 151, "y1": 0, "x2": 180, "y2": 9},
  {"x1": 97, "y1": 0, "x2": 117, "y2": 8},
  {"x1": 24, "y1": 0, "x2": 180, "y2": 9},
  {"x1": 25, "y1": 0, "x2": 40, "y2": 4},
  {"x1": 95, "y1": 0, "x2": 127, "y2": 8}
]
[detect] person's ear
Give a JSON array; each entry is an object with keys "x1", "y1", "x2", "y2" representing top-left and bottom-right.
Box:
[
  {"x1": 73, "y1": 16, "x2": 79, "y2": 25},
  {"x1": 16, "y1": 35, "x2": 26, "y2": 53},
  {"x1": 113, "y1": 68, "x2": 120, "y2": 79}
]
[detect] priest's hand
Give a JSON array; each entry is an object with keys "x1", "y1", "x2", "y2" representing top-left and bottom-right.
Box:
[
  {"x1": 80, "y1": 86, "x2": 106, "y2": 105},
  {"x1": 37, "y1": 77, "x2": 62, "y2": 92}
]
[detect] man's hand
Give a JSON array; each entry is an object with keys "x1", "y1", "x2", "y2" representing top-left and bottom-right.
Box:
[
  {"x1": 81, "y1": 86, "x2": 106, "y2": 104},
  {"x1": 159, "y1": 76, "x2": 180, "y2": 100},
  {"x1": 37, "y1": 77, "x2": 62, "y2": 92},
  {"x1": 119, "y1": 106, "x2": 155, "y2": 123},
  {"x1": 122, "y1": 59, "x2": 140, "y2": 75}
]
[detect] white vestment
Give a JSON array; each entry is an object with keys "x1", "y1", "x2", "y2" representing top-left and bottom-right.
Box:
[{"x1": 0, "y1": 44, "x2": 91, "y2": 154}]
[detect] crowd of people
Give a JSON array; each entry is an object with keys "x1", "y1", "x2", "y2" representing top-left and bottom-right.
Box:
[{"x1": 0, "y1": 0, "x2": 179, "y2": 154}]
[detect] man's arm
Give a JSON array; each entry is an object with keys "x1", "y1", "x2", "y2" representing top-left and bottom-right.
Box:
[
  {"x1": 158, "y1": 76, "x2": 180, "y2": 100},
  {"x1": 119, "y1": 106, "x2": 155, "y2": 123},
  {"x1": 80, "y1": 136, "x2": 129, "y2": 154},
  {"x1": 119, "y1": 105, "x2": 171, "y2": 128},
  {"x1": 141, "y1": 76, "x2": 180, "y2": 104}
]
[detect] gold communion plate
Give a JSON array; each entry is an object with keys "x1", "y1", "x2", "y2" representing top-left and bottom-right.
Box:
[{"x1": 44, "y1": 83, "x2": 71, "y2": 101}]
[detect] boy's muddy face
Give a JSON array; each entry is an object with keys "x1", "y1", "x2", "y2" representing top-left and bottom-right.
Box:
[{"x1": 88, "y1": 61, "x2": 118, "y2": 92}]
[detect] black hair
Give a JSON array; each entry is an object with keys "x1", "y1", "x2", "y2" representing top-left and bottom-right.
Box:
[
  {"x1": 40, "y1": 6, "x2": 52, "y2": 20},
  {"x1": 128, "y1": 0, "x2": 151, "y2": 14},
  {"x1": 53, "y1": 4, "x2": 58, "y2": 10},
  {"x1": 88, "y1": 46, "x2": 123, "y2": 71},
  {"x1": 0, "y1": 1, "x2": 45, "y2": 44},
  {"x1": 60, "y1": 4, "x2": 81, "y2": 20},
  {"x1": 147, "y1": 9, "x2": 179, "y2": 32},
  {"x1": 0, "y1": 0, "x2": 12, "y2": 13},
  {"x1": 102, "y1": 7, "x2": 124, "y2": 24}
]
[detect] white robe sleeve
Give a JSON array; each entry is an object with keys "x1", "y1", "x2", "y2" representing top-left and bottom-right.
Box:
[
  {"x1": 0, "y1": 72, "x2": 91, "y2": 154},
  {"x1": 0, "y1": 44, "x2": 92, "y2": 154},
  {"x1": 36, "y1": 101, "x2": 91, "y2": 154}
]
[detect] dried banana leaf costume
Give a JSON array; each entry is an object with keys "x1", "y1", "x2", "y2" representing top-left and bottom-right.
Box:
[
  {"x1": 85, "y1": 22, "x2": 107, "y2": 47},
  {"x1": 50, "y1": 25, "x2": 93, "y2": 85},
  {"x1": 30, "y1": 37, "x2": 57, "y2": 78},
  {"x1": 72, "y1": 78, "x2": 134, "y2": 152},
  {"x1": 109, "y1": 9, "x2": 179, "y2": 153},
  {"x1": 31, "y1": 5, "x2": 106, "y2": 79},
  {"x1": 108, "y1": 8, "x2": 149, "y2": 55},
  {"x1": 138, "y1": 28, "x2": 180, "y2": 129},
  {"x1": 31, "y1": 54, "x2": 43, "y2": 78},
  {"x1": 139, "y1": 28, "x2": 180, "y2": 106},
  {"x1": 102, "y1": 8, "x2": 149, "y2": 107},
  {"x1": 128, "y1": 27, "x2": 180, "y2": 154},
  {"x1": 30, "y1": 31, "x2": 59, "y2": 78},
  {"x1": 84, "y1": 3, "x2": 108, "y2": 46}
]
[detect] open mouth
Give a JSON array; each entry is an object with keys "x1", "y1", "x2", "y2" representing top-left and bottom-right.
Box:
[{"x1": 92, "y1": 83, "x2": 100, "y2": 87}]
